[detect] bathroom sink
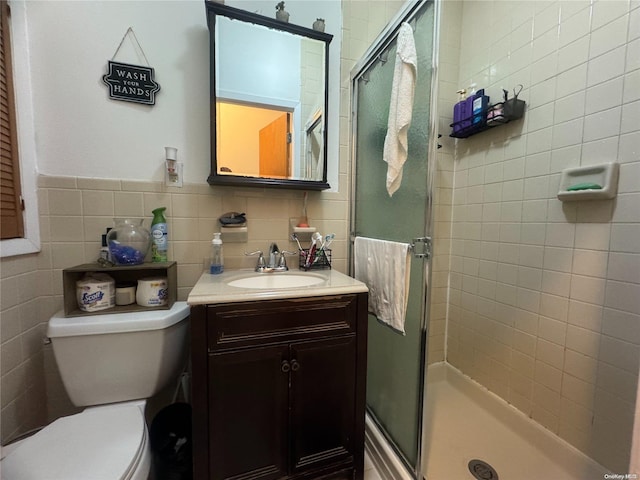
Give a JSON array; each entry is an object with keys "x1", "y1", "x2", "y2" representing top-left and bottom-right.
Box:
[{"x1": 227, "y1": 273, "x2": 325, "y2": 289}]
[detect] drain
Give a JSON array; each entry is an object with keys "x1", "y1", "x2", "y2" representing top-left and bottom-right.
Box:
[{"x1": 468, "y1": 459, "x2": 499, "y2": 480}]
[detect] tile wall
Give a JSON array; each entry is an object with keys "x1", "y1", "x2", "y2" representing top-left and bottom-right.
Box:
[
  {"x1": 445, "y1": 0, "x2": 640, "y2": 472},
  {"x1": 1, "y1": 174, "x2": 350, "y2": 442}
]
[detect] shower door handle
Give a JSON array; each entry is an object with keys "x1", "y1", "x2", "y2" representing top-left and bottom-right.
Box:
[{"x1": 411, "y1": 236, "x2": 431, "y2": 259}]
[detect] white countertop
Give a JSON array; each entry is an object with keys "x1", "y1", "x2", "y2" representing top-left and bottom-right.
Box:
[{"x1": 187, "y1": 268, "x2": 368, "y2": 305}]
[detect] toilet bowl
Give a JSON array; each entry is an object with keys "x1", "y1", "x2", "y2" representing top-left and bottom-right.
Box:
[{"x1": 0, "y1": 301, "x2": 190, "y2": 480}]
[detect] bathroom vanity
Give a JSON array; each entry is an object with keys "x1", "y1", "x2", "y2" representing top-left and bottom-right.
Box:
[{"x1": 188, "y1": 270, "x2": 368, "y2": 480}]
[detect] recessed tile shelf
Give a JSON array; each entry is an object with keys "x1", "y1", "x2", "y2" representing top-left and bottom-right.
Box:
[{"x1": 557, "y1": 163, "x2": 619, "y2": 201}]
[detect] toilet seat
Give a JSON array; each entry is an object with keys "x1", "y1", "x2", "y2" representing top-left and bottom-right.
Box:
[{"x1": 2, "y1": 405, "x2": 147, "y2": 480}]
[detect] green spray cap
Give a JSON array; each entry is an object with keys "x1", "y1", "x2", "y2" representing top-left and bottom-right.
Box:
[{"x1": 152, "y1": 207, "x2": 166, "y2": 224}]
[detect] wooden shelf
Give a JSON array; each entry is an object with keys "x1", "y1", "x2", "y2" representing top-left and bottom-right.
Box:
[{"x1": 63, "y1": 262, "x2": 177, "y2": 317}]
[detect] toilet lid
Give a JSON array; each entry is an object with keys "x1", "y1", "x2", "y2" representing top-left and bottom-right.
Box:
[{"x1": 2, "y1": 405, "x2": 146, "y2": 480}]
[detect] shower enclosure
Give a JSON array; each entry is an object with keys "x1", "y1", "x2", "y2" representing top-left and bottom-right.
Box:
[{"x1": 350, "y1": 1, "x2": 437, "y2": 477}]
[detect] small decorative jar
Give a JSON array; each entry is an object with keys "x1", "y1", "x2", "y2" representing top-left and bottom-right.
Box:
[
  {"x1": 106, "y1": 218, "x2": 151, "y2": 265},
  {"x1": 275, "y1": 1, "x2": 289, "y2": 22},
  {"x1": 312, "y1": 18, "x2": 325, "y2": 32}
]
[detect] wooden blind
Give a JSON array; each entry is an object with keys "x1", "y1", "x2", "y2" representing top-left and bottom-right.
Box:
[{"x1": 0, "y1": 0, "x2": 24, "y2": 240}]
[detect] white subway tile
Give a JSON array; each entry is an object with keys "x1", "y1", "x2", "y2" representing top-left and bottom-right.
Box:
[
  {"x1": 575, "y1": 199, "x2": 615, "y2": 223},
  {"x1": 536, "y1": 338, "x2": 565, "y2": 370},
  {"x1": 534, "y1": 3, "x2": 561, "y2": 38},
  {"x1": 627, "y1": 38, "x2": 640, "y2": 72},
  {"x1": 602, "y1": 307, "x2": 640, "y2": 344},
  {"x1": 543, "y1": 270, "x2": 572, "y2": 297},
  {"x1": 621, "y1": 100, "x2": 640, "y2": 134},
  {"x1": 605, "y1": 280, "x2": 640, "y2": 314},
  {"x1": 568, "y1": 299, "x2": 604, "y2": 331},
  {"x1": 524, "y1": 176, "x2": 550, "y2": 200},
  {"x1": 608, "y1": 252, "x2": 640, "y2": 283},
  {"x1": 623, "y1": 69, "x2": 640, "y2": 104},
  {"x1": 553, "y1": 116, "x2": 585, "y2": 148},
  {"x1": 531, "y1": 53, "x2": 560, "y2": 86},
  {"x1": 554, "y1": 91, "x2": 586, "y2": 124},
  {"x1": 596, "y1": 362, "x2": 638, "y2": 404},
  {"x1": 559, "y1": 7, "x2": 591, "y2": 48},
  {"x1": 501, "y1": 201, "x2": 523, "y2": 222},
  {"x1": 585, "y1": 77, "x2": 625, "y2": 115},
  {"x1": 562, "y1": 372, "x2": 596, "y2": 408},
  {"x1": 612, "y1": 193, "x2": 640, "y2": 222},
  {"x1": 544, "y1": 246, "x2": 574, "y2": 272},
  {"x1": 580, "y1": 137, "x2": 620, "y2": 166},
  {"x1": 533, "y1": 27, "x2": 560, "y2": 62},
  {"x1": 574, "y1": 223, "x2": 611, "y2": 251},
  {"x1": 503, "y1": 157, "x2": 526, "y2": 179},
  {"x1": 518, "y1": 287, "x2": 541, "y2": 312},
  {"x1": 520, "y1": 244, "x2": 545, "y2": 268},
  {"x1": 502, "y1": 179, "x2": 524, "y2": 201},
  {"x1": 587, "y1": 46, "x2": 626, "y2": 87},
  {"x1": 572, "y1": 249, "x2": 609, "y2": 278},
  {"x1": 611, "y1": 223, "x2": 640, "y2": 253},
  {"x1": 567, "y1": 325, "x2": 601, "y2": 359},
  {"x1": 530, "y1": 78, "x2": 558, "y2": 108},
  {"x1": 571, "y1": 274, "x2": 607, "y2": 304},
  {"x1": 591, "y1": 0, "x2": 631, "y2": 31},
  {"x1": 547, "y1": 198, "x2": 577, "y2": 222},
  {"x1": 540, "y1": 292, "x2": 569, "y2": 320},
  {"x1": 589, "y1": 15, "x2": 629, "y2": 59},
  {"x1": 558, "y1": 36, "x2": 590, "y2": 72},
  {"x1": 519, "y1": 266, "x2": 544, "y2": 290},
  {"x1": 583, "y1": 107, "x2": 622, "y2": 142},
  {"x1": 535, "y1": 359, "x2": 563, "y2": 392},
  {"x1": 599, "y1": 335, "x2": 640, "y2": 373},
  {"x1": 564, "y1": 349, "x2": 599, "y2": 382},
  {"x1": 522, "y1": 199, "x2": 548, "y2": 222},
  {"x1": 550, "y1": 145, "x2": 582, "y2": 173},
  {"x1": 521, "y1": 223, "x2": 548, "y2": 245},
  {"x1": 527, "y1": 103, "x2": 556, "y2": 133},
  {"x1": 545, "y1": 223, "x2": 576, "y2": 247},
  {"x1": 630, "y1": 6, "x2": 640, "y2": 41}
]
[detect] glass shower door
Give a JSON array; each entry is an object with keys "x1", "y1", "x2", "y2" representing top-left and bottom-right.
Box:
[{"x1": 351, "y1": 2, "x2": 434, "y2": 474}]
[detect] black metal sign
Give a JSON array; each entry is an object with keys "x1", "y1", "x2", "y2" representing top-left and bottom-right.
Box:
[{"x1": 103, "y1": 61, "x2": 160, "y2": 105}]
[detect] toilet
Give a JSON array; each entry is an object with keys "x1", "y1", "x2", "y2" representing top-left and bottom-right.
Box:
[{"x1": 1, "y1": 301, "x2": 190, "y2": 480}]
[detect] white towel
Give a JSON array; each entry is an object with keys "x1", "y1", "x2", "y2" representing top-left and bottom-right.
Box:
[
  {"x1": 354, "y1": 236, "x2": 411, "y2": 334},
  {"x1": 383, "y1": 22, "x2": 417, "y2": 197}
]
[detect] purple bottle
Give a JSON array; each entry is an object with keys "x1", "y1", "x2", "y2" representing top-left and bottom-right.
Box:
[{"x1": 453, "y1": 89, "x2": 468, "y2": 134}]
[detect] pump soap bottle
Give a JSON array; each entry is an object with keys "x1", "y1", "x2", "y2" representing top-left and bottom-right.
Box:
[
  {"x1": 210, "y1": 233, "x2": 224, "y2": 274},
  {"x1": 151, "y1": 207, "x2": 168, "y2": 262}
]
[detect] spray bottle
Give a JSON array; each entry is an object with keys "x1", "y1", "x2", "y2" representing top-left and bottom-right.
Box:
[{"x1": 151, "y1": 207, "x2": 168, "y2": 262}]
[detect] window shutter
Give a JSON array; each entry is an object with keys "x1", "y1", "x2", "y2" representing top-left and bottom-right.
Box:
[{"x1": 0, "y1": 0, "x2": 24, "y2": 240}]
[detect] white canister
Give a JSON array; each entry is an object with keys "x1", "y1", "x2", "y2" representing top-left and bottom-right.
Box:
[
  {"x1": 76, "y1": 273, "x2": 115, "y2": 312},
  {"x1": 136, "y1": 277, "x2": 168, "y2": 307}
]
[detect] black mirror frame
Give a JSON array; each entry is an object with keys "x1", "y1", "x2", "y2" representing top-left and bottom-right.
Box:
[{"x1": 205, "y1": 1, "x2": 333, "y2": 191}]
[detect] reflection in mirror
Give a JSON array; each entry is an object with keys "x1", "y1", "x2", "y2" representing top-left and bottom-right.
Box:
[{"x1": 206, "y1": 1, "x2": 332, "y2": 190}]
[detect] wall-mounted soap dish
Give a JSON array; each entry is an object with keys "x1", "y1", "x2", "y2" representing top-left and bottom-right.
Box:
[
  {"x1": 557, "y1": 162, "x2": 619, "y2": 201},
  {"x1": 289, "y1": 218, "x2": 316, "y2": 242}
]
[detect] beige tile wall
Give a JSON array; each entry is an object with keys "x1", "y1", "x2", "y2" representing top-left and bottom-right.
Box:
[
  {"x1": 445, "y1": 0, "x2": 640, "y2": 472},
  {"x1": 1, "y1": 173, "x2": 350, "y2": 442}
]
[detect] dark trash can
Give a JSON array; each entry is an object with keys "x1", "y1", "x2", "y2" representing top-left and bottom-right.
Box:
[{"x1": 149, "y1": 403, "x2": 192, "y2": 480}]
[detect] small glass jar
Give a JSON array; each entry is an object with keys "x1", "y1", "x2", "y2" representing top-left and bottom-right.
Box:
[{"x1": 106, "y1": 218, "x2": 151, "y2": 265}]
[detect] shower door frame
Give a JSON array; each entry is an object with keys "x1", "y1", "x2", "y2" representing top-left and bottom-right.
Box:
[{"x1": 348, "y1": 0, "x2": 440, "y2": 478}]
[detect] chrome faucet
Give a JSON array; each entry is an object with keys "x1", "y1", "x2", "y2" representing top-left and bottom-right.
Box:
[{"x1": 245, "y1": 243, "x2": 296, "y2": 272}]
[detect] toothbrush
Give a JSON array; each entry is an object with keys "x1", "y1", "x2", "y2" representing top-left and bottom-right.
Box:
[{"x1": 290, "y1": 233, "x2": 303, "y2": 251}]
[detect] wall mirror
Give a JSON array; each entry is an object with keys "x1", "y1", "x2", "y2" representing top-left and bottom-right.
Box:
[{"x1": 205, "y1": 1, "x2": 333, "y2": 190}]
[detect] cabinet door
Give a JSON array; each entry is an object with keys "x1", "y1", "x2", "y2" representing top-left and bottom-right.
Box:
[
  {"x1": 289, "y1": 336, "x2": 357, "y2": 473},
  {"x1": 208, "y1": 344, "x2": 290, "y2": 480}
]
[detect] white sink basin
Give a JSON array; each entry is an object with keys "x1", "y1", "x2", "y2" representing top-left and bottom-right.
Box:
[{"x1": 227, "y1": 273, "x2": 325, "y2": 289}]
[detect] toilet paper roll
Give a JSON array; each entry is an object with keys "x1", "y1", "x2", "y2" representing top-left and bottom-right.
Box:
[
  {"x1": 136, "y1": 277, "x2": 168, "y2": 307},
  {"x1": 76, "y1": 273, "x2": 115, "y2": 312}
]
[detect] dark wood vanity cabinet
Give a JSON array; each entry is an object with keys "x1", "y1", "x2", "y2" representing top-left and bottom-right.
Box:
[{"x1": 190, "y1": 293, "x2": 368, "y2": 480}]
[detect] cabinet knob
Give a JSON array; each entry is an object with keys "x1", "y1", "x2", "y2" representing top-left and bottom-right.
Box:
[
  {"x1": 291, "y1": 359, "x2": 300, "y2": 372},
  {"x1": 281, "y1": 360, "x2": 291, "y2": 373}
]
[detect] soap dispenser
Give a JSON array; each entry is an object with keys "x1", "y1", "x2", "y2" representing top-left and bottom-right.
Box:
[{"x1": 210, "y1": 233, "x2": 224, "y2": 274}]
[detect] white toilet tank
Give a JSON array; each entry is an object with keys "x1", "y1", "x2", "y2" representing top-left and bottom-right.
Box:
[{"x1": 47, "y1": 302, "x2": 190, "y2": 407}]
